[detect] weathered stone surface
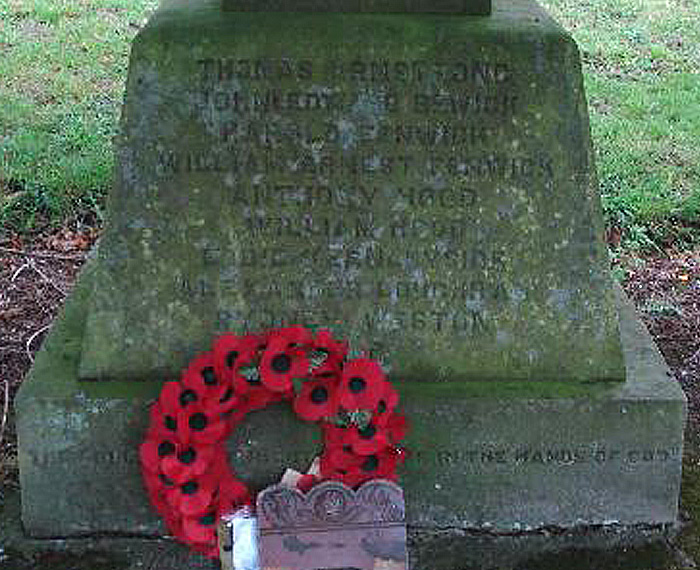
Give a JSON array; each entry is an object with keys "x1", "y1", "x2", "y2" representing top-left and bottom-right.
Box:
[
  {"x1": 0, "y1": 487, "x2": 684, "y2": 570},
  {"x1": 78, "y1": 0, "x2": 624, "y2": 383},
  {"x1": 222, "y1": 0, "x2": 491, "y2": 15},
  {"x1": 14, "y1": 0, "x2": 685, "y2": 564},
  {"x1": 16, "y1": 266, "x2": 685, "y2": 537}
]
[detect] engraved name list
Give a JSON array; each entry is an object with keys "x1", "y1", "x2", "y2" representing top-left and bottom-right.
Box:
[{"x1": 147, "y1": 53, "x2": 559, "y2": 359}]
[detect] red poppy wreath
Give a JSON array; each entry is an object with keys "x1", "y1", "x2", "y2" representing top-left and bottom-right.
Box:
[{"x1": 140, "y1": 325, "x2": 408, "y2": 558}]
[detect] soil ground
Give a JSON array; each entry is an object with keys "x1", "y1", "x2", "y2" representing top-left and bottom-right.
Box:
[{"x1": 1, "y1": 231, "x2": 699, "y2": 568}]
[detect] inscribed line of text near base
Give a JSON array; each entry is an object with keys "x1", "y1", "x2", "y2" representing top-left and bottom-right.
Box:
[
  {"x1": 26, "y1": 446, "x2": 682, "y2": 470},
  {"x1": 413, "y1": 446, "x2": 682, "y2": 467}
]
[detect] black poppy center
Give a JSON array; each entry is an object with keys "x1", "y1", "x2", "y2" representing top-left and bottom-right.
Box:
[
  {"x1": 178, "y1": 448, "x2": 197, "y2": 465},
  {"x1": 159, "y1": 474, "x2": 174, "y2": 486},
  {"x1": 182, "y1": 481, "x2": 199, "y2": 495},
  {"x1": 179, "y1": 389, "x2": 198, "y2": 407},
  {"x1": 164, "y1": 415, "x2": 177, "y2": 431},
  {"x1": 359, "y1": 424, "x2": 377, "y2": 439},
  {"x1": 310, "y1": 386, "x2": 328, "y2": 404},
  {"x1": 219, "y1": 388, "x2": 234, "y2": 403},
  {"x1": 226, "y1": 350, "x2": 240, "y2": 368},
  {"x1": 377, "y1": 400, "x2": 387, "y2": 414},
  {"x1": 202, "y1": 366, "x2": 217, "y2": 386},
  {"x1": 361, "y1": 455, "x2": 379, "y2": 472},
  {"x1": 271, "y1": 353, "x2": 292, "y2": 373},
  {"x1": 349, "y1": 377, "x2": 366, "y2": 393},
  {"x1": 158, "y1": 441, "x2": 176, "y2": 457},
  {"x1": 200, "y1": 512, "x2": 216, "y2": 526},
  {"x1": 189, "y1": 413, "x2": 208, "y2": 431}
]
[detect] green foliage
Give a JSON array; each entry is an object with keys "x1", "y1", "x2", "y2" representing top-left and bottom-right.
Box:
[
  {"x1": 0, "y1": 0, "x2": 158, "y2": 235},
  {"x1": 541, "y1": 0, "x2": 700, "y2": 252},
  {"x1": 1, "y1": 0, "x2": 698, "y2": 253}
]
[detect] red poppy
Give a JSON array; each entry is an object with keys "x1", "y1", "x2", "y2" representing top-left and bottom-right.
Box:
[
  {"x1": 319, "y1": 462, "x2": 367, "y2": 488},
  {"x1": 230, "y1": 350, "x2": 261, "y2": 393},
  {"x1": 346, "y1": 422, "x2": 391, "y2": 456},
  {"x1": 239, "y1": 388, "x2": 285, "y2": 414},
  {"x1": 218, "y1": 475, "x2": 251, "y2": 513},
  {"x1": 179, "y1": 469, "x2": 251, "y2": 557},
  {"x1": 181, "y1": 352, "x2": 226, "y2": 399},
  {"x1": 372, "y1": 383, "x2": 400, "y2": 427},
  {"x1": 142, "y1": 325, "x2": 409, "y2": 560},
  {"x1": 337, "y1": 358, "x2": 388, "y2": 411},
  {"x1": 228, "y1": 349, "x2": 284, "y2": 411},
  {"x1": 293, "y1": 374, "x2": 340, "y2": 421},
  {"x1": 259, "y1": 336, "x2": 310, "y2": 392},
  {"x1": 146, "y1": 400, "x2": 185, "y2": 444},
  {"x1": 179, "y1": 403, "x2": 230, "y2": 446},
  {"x1": 213, "y1": 333, "x2": 262, "y2": 382},
  {"x1": 320, "y1": 441, "x2": 362, "y2": 474},
  {"x1": 165, "y1": 460, "x2": 224, "y2": 516},
  {"x1": 296, "y1": 474, "x2": 319, "y2": 492},
  {"x1": 163, "y1": 509, "x2": 186, "y2": 541},
  {"x1": 321, "y1": 423, "x2": 351, "y2": 448},
  {"x1": 266, "y1": 325, "x2": 313, "y2": 347},
  {"x1": 232, "y1": 357, "x2": 285, "y2": 413},
  {"x1": 320, "y1": 439, "x2": 404, "y2": 488},
  {"x1": 347, "y1": 448, "x2": 403, "y2": 486},
  {"x1": 158, "y1": 381, "x2": 192, "y2": 411},
  {"x1": 159, "y1": 378, "x2": 240, "y2": 421},
  {"x1": 386, "y1": 413, "x2": 408, "y2": 443},
  {"x1": 146, "y1": 401, "x2": 227, "y2": 449},
  {"x1": 140, "y1": 437, "x2": 177, "y2": 473},
  {"x1": 161, "y1": 444, "x2": 217, "y2": 484},
  {"x1": 311, "y1": 329, "x2": 348, "y2": 375},
  {"x1": 142, "y1": 469, "x2": 170, "y2": 516},
  {"x1": 182, "y1": 511, "x2": 218, "y2": 546},
  {"x1": 211, "y1": 384, "x2": 243, "y2": 417}
]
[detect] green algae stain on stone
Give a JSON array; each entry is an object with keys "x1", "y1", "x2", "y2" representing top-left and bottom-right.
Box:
[{"x1": 78, "y1": 0, "x2": 623, "y2": 383}]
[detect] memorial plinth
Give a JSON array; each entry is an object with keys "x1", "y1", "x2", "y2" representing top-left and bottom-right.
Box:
[
  {"x1": 16, "y1": 0, "x2": 685, "y2": 566},
  {"x1": 79, "y1": 0, "x2": 624, "y2": 384}
]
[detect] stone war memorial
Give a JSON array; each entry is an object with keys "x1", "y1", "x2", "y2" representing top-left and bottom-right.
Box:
[{"x1": 16, "y1": 0, "x2": 687, "y2": 567}]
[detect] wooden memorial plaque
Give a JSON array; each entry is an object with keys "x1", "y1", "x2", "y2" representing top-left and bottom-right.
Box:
[{"x1": 256, "y1": 480, "x2": 408, "y2": 570}]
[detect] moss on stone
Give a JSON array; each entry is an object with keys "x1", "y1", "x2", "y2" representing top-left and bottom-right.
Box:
[{"x1": 80, "y1": 0, "x2": 624, "y2": 383}]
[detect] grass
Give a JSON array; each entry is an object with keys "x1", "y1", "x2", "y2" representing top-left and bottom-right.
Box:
[
  {"x1": 541, "y1": 0, "x2": 700, "y2": 252},
  {"x1": 0, "y1": 0, "x2": 698, "y2": 251},
  {"x1": 0, "y1": 0, "x2": 158, "y2": 233}
]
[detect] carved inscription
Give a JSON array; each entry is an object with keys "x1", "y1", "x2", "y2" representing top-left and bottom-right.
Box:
[
  {"x1": 26, "y1": 445, "x2": 681, "y2": 473},
  {"x1": 27, "y1": 447, "x2": 139, "y2": 470},
  {"x1": 413, "y1": 446, "x2": 682, "y2": 467},
  {"x1": 152, "y1": 55, "x2": 558, "y2": 351}
]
